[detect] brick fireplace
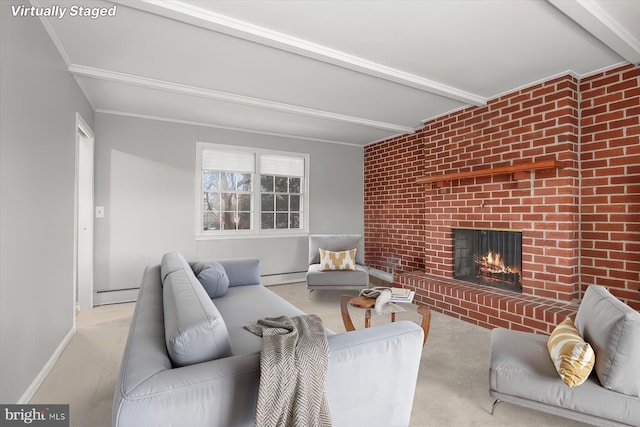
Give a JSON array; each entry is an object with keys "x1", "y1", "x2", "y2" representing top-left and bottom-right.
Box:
[
  {"x1": 364, "y1": 64, "x2": 640, "y2": 334},
  {"x1": 452, "y1": 228, "x2": 523, "y2": 293}
]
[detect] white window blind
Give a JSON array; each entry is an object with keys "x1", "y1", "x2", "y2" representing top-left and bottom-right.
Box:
[
  {"x1": 202, "y1": 149, "x2": 255, "y2": 172},
  {"x1": 260, "y1": 154, "x2": 304, "y2": 177}
]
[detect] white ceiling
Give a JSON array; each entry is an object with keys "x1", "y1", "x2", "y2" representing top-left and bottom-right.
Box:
[{"x1": 35, "y1": 0, "x2": 640, "y2": 146}]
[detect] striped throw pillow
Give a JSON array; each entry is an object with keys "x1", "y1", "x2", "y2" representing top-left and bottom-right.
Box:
[
  {"x1": 318, "y1": 248, "x2": 357, "y2": 271},
  {"x1": 547, "y1": 317, "x2": 595, "y2": 387}
]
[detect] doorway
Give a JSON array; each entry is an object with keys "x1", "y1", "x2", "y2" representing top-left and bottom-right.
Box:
[{"x1": 74, "y1": 113, "x2": 95, "y2": 313}]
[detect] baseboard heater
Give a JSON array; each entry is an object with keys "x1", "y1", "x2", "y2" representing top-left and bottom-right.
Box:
[
  {"x1": 94, "y1": 287, "x2": 140, "y2": 306},
  {"x1": 94, "y1": 271, "x2": 307, "y2": 305},
  {"x1": 260, "y1": 271, "x2": 306, "y2": 286}
]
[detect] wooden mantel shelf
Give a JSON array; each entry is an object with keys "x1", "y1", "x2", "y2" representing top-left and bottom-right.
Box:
[{"x1": 416, "y1": 159, "x2": 562, "y2": 185}]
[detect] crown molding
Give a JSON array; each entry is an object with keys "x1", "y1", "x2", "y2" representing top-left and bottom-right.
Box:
[
  {"x1": 112, "y1": 0, "x2": 486, "y2": 106},
  {"x1": 95, "y1": 109, "x2": 366, "y2": 147},
  {"x1": 69, "y1": 64, "x2": 415, "y2": 134},
  {"x1": 31, "y1": 0, "x2": 71, "y2": 66},
  {"x1": 549, "y1": 0, "x2": 640, "y2": 64}
]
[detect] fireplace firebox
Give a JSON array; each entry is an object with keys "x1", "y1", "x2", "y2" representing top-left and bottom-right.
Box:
[{"x1": 453, "y1": 228, "x2": 522, "y2": 293}]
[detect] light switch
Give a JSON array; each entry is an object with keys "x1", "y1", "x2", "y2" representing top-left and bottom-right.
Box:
[{"x1": 96, "y1": 206, "x2": 105, "y2": 218}]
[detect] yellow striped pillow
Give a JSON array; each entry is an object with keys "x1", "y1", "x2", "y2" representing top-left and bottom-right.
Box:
[
  {"x1": 547, "y1": 317, "x2": 595, "y2": 387},
  {"x1": 318, "y1": 248, "x2": 357, "y2": 271}
]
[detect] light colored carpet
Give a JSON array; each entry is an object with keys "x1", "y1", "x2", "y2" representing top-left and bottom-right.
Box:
[
  {"x1": 30, "y1": 302, "x2": 134, "y2": 427},
  {"x1": 30, "y1": 283, "x2": 588, "y2": 427}
]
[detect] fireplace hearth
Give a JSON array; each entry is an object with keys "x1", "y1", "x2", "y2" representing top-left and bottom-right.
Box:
[{"x1": 453, "y1": 228, "x2": 522, "y2": 293}]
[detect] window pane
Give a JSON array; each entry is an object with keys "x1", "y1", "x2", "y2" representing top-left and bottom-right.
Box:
[
  {"x1": 275, "y1": 176, "x2": 288, "y2": 193},
  {"x1": 238, "y1": 194, "x2": 251, "y2": 211},
  {"x1": 203, "y1": 171, "x2": 219, "y2": 191},
  {"x1": 276, "y1": 194, "x2": 288, "y2": 211},
  {"x1": 203, "y1": 211, "x2": 221, "y2": 230},
  {"x1": 220, "y1": 193, "x2": 236, "y2": 210},
  {"x1": 203, "y1": 192, "x2": 220, "y2": 211},
  {"x1": 290, "y1": 195, "x2": 300, "y2": 211},
  {"x1": 290, "y1": 177, "x2": 301, "y2": 193},
  {"x1": 236, "y1": 173, "x2": 252, "y2": 191},
  {"x1": 237, "y1": 212, "x2": 251, "y2": 230},
  {"x1": 261, "y1": 194, "x2": 274, "y2": 211},
  {"x1": 276, "y1": 213, "x2": 288, "y2": 229},
  {"x1": 220, "y1": 173, "x2": 237, "y2": 191},
  {"x1": 220, "y1": 211, "x2": 252, "y2": 230},
  {"x1": 261, "y1": 175, "x2": 274, "y2": 192},
  {"x1": 290, "y1": 212, "x2": 300, "y2": 229},
  {"x1": 261, "y1": 213, "x2": 274, "y2": 229}
]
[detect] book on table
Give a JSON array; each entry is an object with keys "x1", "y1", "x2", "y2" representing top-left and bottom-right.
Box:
[
  {"x1": 390, "y1": 288, "x2": 415, "y2": 303},
  {"x1": 391, "y1": 287, "x2": 410, "y2": 297}
]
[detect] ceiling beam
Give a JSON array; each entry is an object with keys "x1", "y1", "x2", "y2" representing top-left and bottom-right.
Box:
[
  {"x1": 549, "y1": 0, "x2": 640, "y2": 64},
  {"x1": 68, "y1": 64, "x2": 416, "y2": 134},
  {"x1": 112, "y1": 0, "x2": 487, "y2": 106}
]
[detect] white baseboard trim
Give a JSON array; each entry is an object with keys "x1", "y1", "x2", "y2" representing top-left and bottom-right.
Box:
[
  {"x1": 261, "y1": 272, "x2": 306, "y2": 287},
  {"x1": 19, "y1": 326, "x2": 76, "y2": 404}
]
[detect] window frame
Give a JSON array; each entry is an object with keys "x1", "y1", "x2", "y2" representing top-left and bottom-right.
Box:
[{"x1": 196, "y1": 142, "x2": 310, "y2": 239}]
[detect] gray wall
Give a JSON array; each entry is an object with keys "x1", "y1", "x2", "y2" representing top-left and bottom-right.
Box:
[
  {"x1": 0, "y1": 5, "x2": 94, "y2": 402},
  {"x1": 94, "y1": 113, "x2": 364, "y2": 294}
]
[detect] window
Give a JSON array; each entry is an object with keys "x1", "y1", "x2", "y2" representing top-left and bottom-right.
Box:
[
  {"x1": 197, "y1": 143, "x2": 308, "y2": 237},
  {"x1": 260, "y1": 155, "x2": 304, "y2": 231}
]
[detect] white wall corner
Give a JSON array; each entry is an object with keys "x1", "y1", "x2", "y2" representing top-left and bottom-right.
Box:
[{"x1": 18, "y1": 326, "x2": 76, "y2": 404}]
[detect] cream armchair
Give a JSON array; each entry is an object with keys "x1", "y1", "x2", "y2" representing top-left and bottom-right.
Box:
[{"x1": 306, "y1": 234, "x2": 369, "y2": 291}]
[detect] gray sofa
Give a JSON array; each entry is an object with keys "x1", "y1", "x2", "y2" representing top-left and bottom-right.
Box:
[
  {"x1": 307, "y1": 234, "x2": 369, "y2": 291},
  {"x1": 113, "y1": 252, "x2": 424, "y2": 427},
  {"x1": 489, "y1": 285, "x2": 640, "y2": 426}
]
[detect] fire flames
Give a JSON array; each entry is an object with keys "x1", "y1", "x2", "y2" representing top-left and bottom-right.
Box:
[{"x1": 475, "y1": 251, "x2": 518, "y2": 274}]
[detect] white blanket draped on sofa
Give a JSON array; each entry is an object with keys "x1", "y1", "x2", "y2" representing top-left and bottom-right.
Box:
[{"x1": 245, "y1": 314, "x2": 332, "y2": 427}]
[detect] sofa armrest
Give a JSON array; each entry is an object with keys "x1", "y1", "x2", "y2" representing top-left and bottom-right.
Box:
[
  {"x1": 114, "y1": 320, "x2": 423, "y2": 427},
  {"x1": 326, "y1": 321, "x2": 423, "y2": 427},
  {"x1": 114, "y1": 352, "x2": 261, "y2": 427}
]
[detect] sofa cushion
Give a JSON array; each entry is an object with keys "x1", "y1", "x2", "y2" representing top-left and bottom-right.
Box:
[
  {"x1": 217, "y1": 258, "x2": 261, "y2": 287},
  {"x1": 193, "y1": 261, "x2": 230, "y2": 298},
  {"x1": 214, "y1": 283, "x2": 313, "y2": 355},
  {"x1": 163, "y1": 269, "x2": 232, "y2": 367},
  {"x1": 318, "y1": 248, "x2": 357, "y2": 271},
  {"x1": 547, "y1": 317, "x2": 595, "y2": 387},
  {"x1": 575, "y1": 285, "x2": 640, "y2": 396}
]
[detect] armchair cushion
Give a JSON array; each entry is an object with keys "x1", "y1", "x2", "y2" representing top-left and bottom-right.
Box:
[
  {"x1": 575, "y1": 285, "x2": 640, "y2": 396},
  {"x1": 307, "y1": 235, "x2": 368, "y2": 291},
  {"x1": 307, "y1": 264, "x2": 369, "y2": 288},
  {"x1": 309, "y1": 235, "x2": 365, "y2": 265}
]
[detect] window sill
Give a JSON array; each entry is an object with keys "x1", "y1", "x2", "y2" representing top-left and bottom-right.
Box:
[{"x1": 195, "y1": 232, "x2": 309, "y2": 241}]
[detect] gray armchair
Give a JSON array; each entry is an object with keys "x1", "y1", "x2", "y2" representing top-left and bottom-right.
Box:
[{"x1": 306, "y1": 234, "x2": 369, "y2": 291}]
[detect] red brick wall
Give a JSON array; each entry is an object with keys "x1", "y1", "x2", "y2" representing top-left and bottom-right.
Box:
[
  {"x1": 364, "y1": 64, "x2": 640, "y2": 330},
  {"x1": 364, "y1": 134, "x2": 425, "y2": 272},
  {"x1": 421, "y1": 75, "x2": 581, "y2": 302},
  {"x1": 580, "y1": 65, "x2": 640, "y2": 309}
]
